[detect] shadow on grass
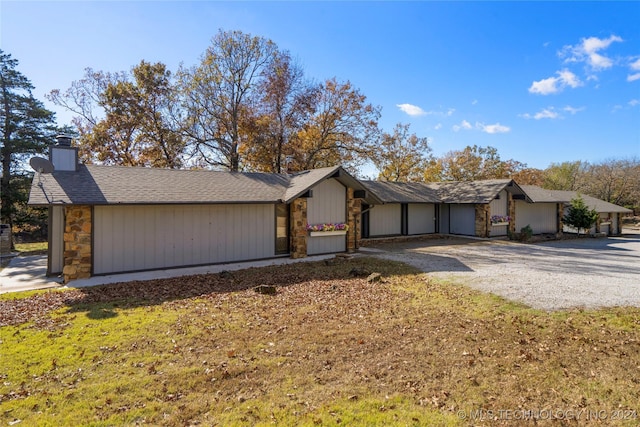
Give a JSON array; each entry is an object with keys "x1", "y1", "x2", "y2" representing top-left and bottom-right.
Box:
[{"x1": 62, "y1": 256, "x2": 422, "y2": 320}]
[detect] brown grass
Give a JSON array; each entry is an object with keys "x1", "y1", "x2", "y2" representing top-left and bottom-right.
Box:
[{"x1": 1, "y1": 256, "x2": 639, "y2": 426}]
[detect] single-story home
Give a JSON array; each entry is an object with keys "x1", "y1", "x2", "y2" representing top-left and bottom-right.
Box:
[
  {"x1": 519, "y1": 186, "x2": 632, "y2": 235},
  {"x1": 28, "y1": 141, "x2": 631, "y2": 283},
  {"x1": 361, "y1": 179, "x2": 531, "y2": 238},
  {"x1": 28, "y1": 142, "x2": 379, "y2": 283}
]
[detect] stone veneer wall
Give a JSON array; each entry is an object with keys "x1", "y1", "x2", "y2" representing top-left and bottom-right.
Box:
[
  {"x1": 556, "y1": 203, "x2": 564, "y2": 237},
  {"x1": 289, "y1": 198, "x2": 308, "y2": 259},
  {"x1": 475, "y1": 204, "x2": 490, "y2": 238},
  {"x1": 346, "y1": 188, "x2": 361, "y2": 252},
  {"x1": 63, "y1": 205, "x2": 92, "y2": 283},
  {"x1": 507, "y1": 193, "x2": 516, "y2": 236}
]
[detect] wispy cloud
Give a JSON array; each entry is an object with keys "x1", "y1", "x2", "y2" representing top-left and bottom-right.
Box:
[
  {"x1": 529, "y1": 69, "x2": 582, "y2": 95},
  {"x1": 452, "y1": 120, "x2": 472, "y2": 132},
  {"x1": 434, "y1": 123, "x2": 442, "y2": 130},
  {"x1": 629, "y1": 99, "x2": 639, "y2": 107},
  {"x1": 563, "y1": 105, "x2": 586, "y2": 115},
  {"x1": 471, "y1": 99, "x2": 478, "y2": 106},
  {"x1": 628, "y1": 58, "x2": 640, "y2": 82},
  {"x1": 396, "y1": 103, "x2": 427, "y2": 116},
  {"x1": 520, "y1": 108, "x2": 559, "y2": 120},
  {"x1": 520, "y1": 105, "x2": 585, "y2": 120},
  {"x1": 476, "y1": 122, "x2": 510, "y2": 134},
  {"x1": 560, "y1": 35, "x2": 623, "y2": 70}
]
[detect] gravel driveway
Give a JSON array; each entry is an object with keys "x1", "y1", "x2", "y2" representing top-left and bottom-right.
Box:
[{"x1": 363, "y1": 231, "x2": 640, "y2": 311}]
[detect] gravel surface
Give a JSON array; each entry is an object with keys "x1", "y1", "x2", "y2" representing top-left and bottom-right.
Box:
[{"x1": 363, "y1": 230, "x2": 640, "y2": 311}]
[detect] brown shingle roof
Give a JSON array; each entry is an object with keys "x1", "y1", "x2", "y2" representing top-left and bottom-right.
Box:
[
  {"x1": 29, "y1": 165, "x2": 290, "y2": 205},
  {"x1": 520, "y1": 185, "x2": 632, "y2": 213},
  {"x1": 361, "y1": 181, "x2": 440, "y2": 203},
  {"x1": 28, "y1": 164, "x2": 376, "y2": 206}
]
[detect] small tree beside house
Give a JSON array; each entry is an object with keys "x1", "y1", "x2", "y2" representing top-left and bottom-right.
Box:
[{"x1": 563, "y1": 195, "x2": 598, "y2": 237}]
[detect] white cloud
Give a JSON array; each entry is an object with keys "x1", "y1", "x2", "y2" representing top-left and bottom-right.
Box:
[
  {"x1": 529, "y1": 69, "x2": 582, "y2": 95},
  {"x1": 563, "y1": 105, "x2": 585, "y2": 115},
  {"x1": 628, "y1": 73, "x2": 640, "y2": 82},
  {"x1": 560, "y1": 35, "x2": 623, "y2": 70},
  {"x1": 452, "y1": 120, "x2": 472, "y2": 132},
  {"x1": 631, "y1": 58, "x2": 640, "y2": 71},
  {"x1": 521, "y1": 108, "x2": 559, "y2": 120},
  {"x1": 629, "y1": 99, "x2": 640, "y2": 107},
  {"x1": 471, "y1": 99, "x2": 478, "y2": 105},
  {"x1": 476, "y1": 122, "x2": 511, "y2": 134},
  {"x1": 434, "y1": 123, "x2": 442, "y2": 130},
  {"x1": 397, "y1": 103, "x2": 426, "y2": 116}
]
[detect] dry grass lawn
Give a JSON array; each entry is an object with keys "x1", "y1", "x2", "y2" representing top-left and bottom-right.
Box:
[{"x1": 1, "y1": 256, "x2": 639, "y2": 426}]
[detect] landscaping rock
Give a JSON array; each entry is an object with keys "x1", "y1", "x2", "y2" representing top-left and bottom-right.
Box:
[
  {"x1": 349, "y1": 268, "x2": 370, "y2": 277},
  {"x1": 254, "y1": 285, "x2": 277, "y2": 295},
  {"x1": 367, "y1": 273, "x2": 382, "y2": 283},
  {"x1": 218, "y1": 270, "x2": 233, "y2": 279}
]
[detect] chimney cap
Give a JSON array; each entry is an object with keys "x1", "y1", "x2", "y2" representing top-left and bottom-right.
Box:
[{"x1": 55, "y1": 134, "x2": 73, "y2": 146}]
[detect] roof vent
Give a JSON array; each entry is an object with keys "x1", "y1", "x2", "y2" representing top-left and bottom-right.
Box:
[{"x1": 56, "y1": 134, "x2": 73, "y2": 146}]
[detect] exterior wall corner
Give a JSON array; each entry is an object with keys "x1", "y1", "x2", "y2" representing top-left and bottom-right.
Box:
[
  {"x1": 62, "y1": 205, "x2": 92, "y2": 283},
  {"x1": 347, "y1": 188, "x2": 362, "y2": 252},
  {"x1": 475, "y1": 204, "x2": 490, "y2": 238},
  {"x1": 289, "y1": 198, "x2": 308, "y2": 259}
]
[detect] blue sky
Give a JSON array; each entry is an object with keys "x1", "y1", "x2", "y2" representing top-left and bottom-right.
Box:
[{"x1": 2, "y1": 1, "x2": 639, "y2": 172}]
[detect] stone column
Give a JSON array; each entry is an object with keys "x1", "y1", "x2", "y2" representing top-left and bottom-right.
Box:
[
  {"x1": 507, "y1": 192, "x2": 516, "y2": 236},
  {"x1": 63, "y1": 205, "x2": 92, "y2": 283},
  {"x1": 289, "y1": 198, "x2": 308, "y2": 259},
  {"x1": 556, "y1": 203, "x2": 564, "y2": 237},
  {"x1": 475, "y1": 204, "x2": 490, "y2": 238},
  {"x1": 346, "y1": 188, "x2": 362, "y2": 252},
  {"x1": 595, "y1": 214, "x2": 602, "y2": 234}
]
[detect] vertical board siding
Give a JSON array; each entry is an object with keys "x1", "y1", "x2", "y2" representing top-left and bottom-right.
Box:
[
  {"x1": 489, "y1": 190, "x2": 509, "y2": 236},
  {"x1": 308, "y1": 235, "x2": 346, "y2": 255},
  {"x1": 369, "y1": 204, "x2": 402, "y2": 236},
  {"x1": 516, "y1": 201, "x2": 557, "y2": 234},
  {"x1": 407, "y1": 204, "x2": 435, "y2": 235},
  {"x1": 307, "y1": 179, "x2": 347, "y2": 255},
  {"x1": 50, "y1": 206, "x2": 64, "y2": 274},
  {"x1": 489, "y1": 190, "x2": 508, "y2": 216},
  {"x1": 449, "y1": 204, "x2": 476, "y2": 235},
  {"x1": 94, "y1": 204, "x2": 275, "y2": 275},
  {"x1": 306, "y1": 179, "x2": 346, "y2": 224}
]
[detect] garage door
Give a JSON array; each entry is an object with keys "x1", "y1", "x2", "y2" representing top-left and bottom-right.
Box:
[
  {"x1": 369, "y1": 204, "x2": 402, "y2": 237},
  {"x1": 408, "y1": 204, "x2": 435, "y2": 235},
  {"x1": 449, "y1": 204, "x2": 476, "y2": 236},
  {"x1": 516, "y1": 201, "x2": 557, "y2": 234},
  {"x1": 94, "y1": 204, "x2": 275, "y2": 275}
]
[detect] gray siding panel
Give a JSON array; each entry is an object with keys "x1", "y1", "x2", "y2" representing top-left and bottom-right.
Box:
[
  {"x1": 449, "y1": 204, "x2": 476, "y2": 235},
  {"x1": 308, "y1": 234, "x2": 346, "y2": 255},
  {"x1": 94, "y1": 204, "x2": 275, "y2": 275},
  {"x1": 516, "y1": 201, "x2": 557, "y2": 234},
  {"x1": 307, "y1": 178, "x2": 346, "y2": 224},
  {"x1": 370, "y1": 204, "x2": 402, "y2": 236},
  {"x1": 408, "y1": 204, "x2": 435, "y2": 235},
  {"x1": 307, "y1": 178, "x2": 346, "y2": 254},
  {"x1": 489, "y1": 190, "x2": 509, "y2": 236}
]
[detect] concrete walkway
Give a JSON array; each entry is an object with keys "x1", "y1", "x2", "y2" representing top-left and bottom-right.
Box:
[
  {"x1": 0, "y1": 255, "x2": 63, "y2": 294},
  {"x1": 0, "y1": 254, "x2": 336, "y2": 294}
]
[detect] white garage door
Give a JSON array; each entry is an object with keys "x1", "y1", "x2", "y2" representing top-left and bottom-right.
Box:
[
  {"x1": 369, "y1": 204, "x2": 402, "y2": 237},
  {"x1": 408, "y1": 204, "x2": 435, "y2": 235},
  {"x1": 94, "y1": 204, "x2": 275, "y2": 275},
  {"x1": 449, "y1": 204, "x2": 476, "y2": 236}
]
